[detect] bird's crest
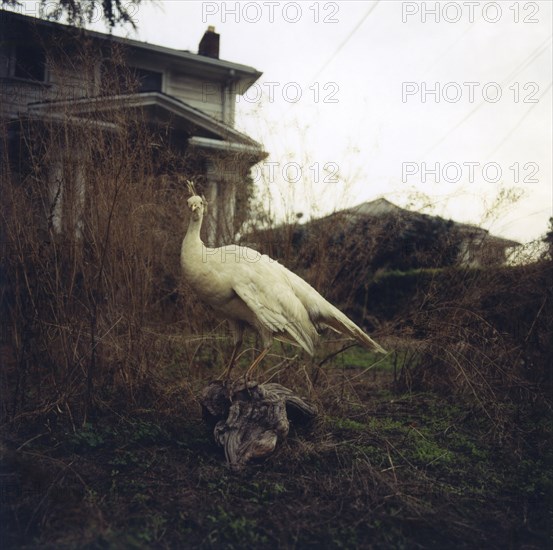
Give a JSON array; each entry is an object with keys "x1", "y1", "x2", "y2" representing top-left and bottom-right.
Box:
[
  {"x1": 187, "y1": 180, "x2": 198, "y2": 197},
  {"x1": 186, "y1": 180, "x2": 208, "y2": 209}
]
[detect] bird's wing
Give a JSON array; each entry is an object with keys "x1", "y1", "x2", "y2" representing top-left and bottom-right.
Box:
[
  {"x1": 211, "y1": 245, "x2": 386, "y2": 355},
  {"x1": 229, "y1": 253, "x2": 318, "y2": 356},
  {"x1": 280, "y1": 267, "x2": 387, "y2": 353}
]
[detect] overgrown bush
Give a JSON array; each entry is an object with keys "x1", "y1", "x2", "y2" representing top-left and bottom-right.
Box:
[
  {"x1": 245, "y1": 205, "x2": 552, "y2": 437},
  {"x1": 0, "y1": 38, "x2": 223, "y2": 426},
  {"x1": 403, "y1": 262, "x2": 553, "y2": 396},
  {"x1": 245, "y1": 207, "x2": 462, "y2": 325}
]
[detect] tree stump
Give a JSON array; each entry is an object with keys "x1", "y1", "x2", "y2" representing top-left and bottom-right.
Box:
[{"x1": 201, "y1": 380, "x2": 317, "y2": 471}]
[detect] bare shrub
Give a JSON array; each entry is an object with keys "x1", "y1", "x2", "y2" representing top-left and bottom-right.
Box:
[
  {"x1": 0, "y1": 38, "x2": 209, "y2": 425},
  {"x1": 380, "y1": 260, "x2": 552, "y2": 439},
  {"x1": 244, "y1": 187, "x2": 551, "y2": 439}
]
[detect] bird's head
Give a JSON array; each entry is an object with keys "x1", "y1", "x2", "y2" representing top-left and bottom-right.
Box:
[{"x1": 186, "y1": 180, "x2": 207, "y2": 220}]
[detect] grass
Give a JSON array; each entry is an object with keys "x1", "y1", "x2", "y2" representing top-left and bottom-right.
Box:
[
  {"x1": 2, "y1": 349, "x2": 551, "y2": 549},
  {"x1": 333, "y1": 346, "x2": 396, "y2": 371}
]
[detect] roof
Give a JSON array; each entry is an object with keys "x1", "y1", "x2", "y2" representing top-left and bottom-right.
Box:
[
  {"x1": 1, "y1": 9, "x2": 262, "y2": 91},
  {"x1": 345, "y1": 198, "x2": 405, "y2": 217},
  {"x1": 27, "y1": 91, "x2": 266, "y2": 157},
  {"x1": 327, "y1": 198, "x2": 520, "y2": 249}
]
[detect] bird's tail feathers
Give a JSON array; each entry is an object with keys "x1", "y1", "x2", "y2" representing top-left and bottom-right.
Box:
[
  {"x1": 275, "y1": 332, "x2": 315, "y2": 356},
  {"x1": 281, "y1": 321, "x2": 316, "y2": 356},
  {"x1": 322, "y1": 305, "x2": 387, "y2": 354}
]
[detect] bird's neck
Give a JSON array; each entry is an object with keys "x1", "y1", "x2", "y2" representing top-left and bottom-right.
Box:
[{"x1": 182, "y1": 212, "x2": 204, "y2": 258}]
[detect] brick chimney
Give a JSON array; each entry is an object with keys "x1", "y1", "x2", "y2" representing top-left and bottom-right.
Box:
[{"x1": 198, "y1": 26, "x2": 220, "y2": 59}]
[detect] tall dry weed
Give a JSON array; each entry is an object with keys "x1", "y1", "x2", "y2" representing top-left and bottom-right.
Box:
[{"x1": 0, "y1": 36, "x2": 225, "y2": 425}]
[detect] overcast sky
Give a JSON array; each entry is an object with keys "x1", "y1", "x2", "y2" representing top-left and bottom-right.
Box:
[{"x1": 19, "y1": 0, "x2": 553, "y2": 242}]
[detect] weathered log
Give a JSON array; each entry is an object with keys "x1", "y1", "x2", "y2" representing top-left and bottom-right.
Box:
[{"x1": 200, "y1": 380, "x2": 317, "y2": 471}]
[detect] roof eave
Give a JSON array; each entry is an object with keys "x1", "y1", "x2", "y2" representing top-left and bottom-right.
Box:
[
  {"x1": 27, "y1": 91, "x2": 263, "y2": 146},
  {"x1": 188, "y1": 136, "x2": 267, "y2": 163}
]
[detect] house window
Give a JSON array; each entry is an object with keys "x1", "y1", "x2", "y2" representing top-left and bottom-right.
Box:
[
  {"x1": 131, "y1": 67, "x2": 162, "y2": 92},
  {"x1": 14, "y1": 44, "x2": 46, "y2": 81},
  {"x1": 102, "y1": 63, "x2": 163, "y2": 94}
]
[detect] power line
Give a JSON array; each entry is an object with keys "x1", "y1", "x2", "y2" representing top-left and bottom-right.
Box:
[
  {"x1": 487, "y1": 80, "x2": 552, "y2": 158},
  {"x1": 309, "y1": 0, "x2": 380, "y2": 83},
  {"x1": 282, "y1": 1, "x2": 380, "y2": 121},
  {"x1": 423, "y1": 16, "x2": 479, "y2": 73},
  {"x1": 501, "y1": 35, "x2": 552, "y2": 85},
  {"x1": 420, "y1": 34, "x2": 552, "y2": 158}
]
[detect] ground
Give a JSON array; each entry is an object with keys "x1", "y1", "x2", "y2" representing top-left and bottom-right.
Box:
[{"x1": 1, "y1": 347, "x2": 552, "y2": 549}]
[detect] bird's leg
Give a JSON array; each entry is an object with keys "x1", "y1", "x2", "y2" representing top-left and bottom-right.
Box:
[
  {"x1": 221, "y1": 341, "x2": 240, "y2": 381},
  {"x1": 221, "y1": 323, "x2": 243, "y2": 381},
  {"x1": 244, "y1": 347, "x2": 270, "y2": 383}
]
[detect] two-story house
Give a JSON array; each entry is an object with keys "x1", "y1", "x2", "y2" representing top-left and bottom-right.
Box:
[{"x1": 0, "y1": 10, "x2": 266, "y2": 243}]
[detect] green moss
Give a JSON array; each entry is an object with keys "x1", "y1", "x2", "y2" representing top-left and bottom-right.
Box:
[
  {"x1": 329, "y1": 417, "x2": 367, "y2": 432},
  {"x1": 406, "y1": 430, "x2": 455, "y2": 466},
  {"x1": 336, "y1": 346, "x2": 397, "y2": 371}
]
